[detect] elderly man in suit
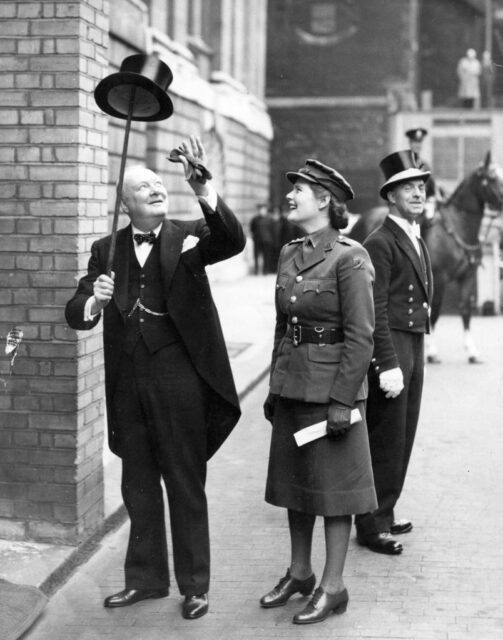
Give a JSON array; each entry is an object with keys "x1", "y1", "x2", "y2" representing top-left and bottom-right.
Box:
[
  {"x1": 355, "y1": 150, "x2": 433, "y2": 555},
  {"x1": 65, "y1": 136, "x2": 246, "y2": 619}
]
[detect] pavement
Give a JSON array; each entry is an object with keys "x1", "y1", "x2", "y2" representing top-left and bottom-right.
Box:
[{"x1": 2, "y1": 274, "x2": 503, "y2": 639}]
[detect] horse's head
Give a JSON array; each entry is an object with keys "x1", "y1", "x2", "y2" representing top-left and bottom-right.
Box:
[{"x1": 476, "y1": 152, "x2": 503, "y2": 212}]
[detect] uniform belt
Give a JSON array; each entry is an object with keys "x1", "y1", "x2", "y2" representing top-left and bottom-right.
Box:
[
  {"x1": 127, "y1": 298, "x2": 169, "y2": 318},
  {"x1": 286, "y1": 324, "x2": 344, "y2": 346}
]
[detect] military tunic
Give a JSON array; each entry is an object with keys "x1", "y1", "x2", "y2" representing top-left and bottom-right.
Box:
[{"x1": 265, "y1": 225, "x2": 378, "y2": 516}]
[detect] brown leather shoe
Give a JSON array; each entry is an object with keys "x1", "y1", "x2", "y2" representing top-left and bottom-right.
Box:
[
  {"x1": 103, "y1": 588, "x2": 169, "y2": 608},
  {"x1": 260, "y1": 569, "x2": 316, "y2": 608},
  {"x1": 390, "y1": 519, "x2": 413, "y2": 535},
  {"x1": 182, "y1": 593, "x2": 208, "y2": 619},
  {"x1": 357, "y1": 532, "x2": 403, "y2": 555},
  {"x1": 293, "y1": 586, "x2": 348, "y2": 624}
]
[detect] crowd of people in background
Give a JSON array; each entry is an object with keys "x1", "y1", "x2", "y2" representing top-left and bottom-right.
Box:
[{"x1": 249, "y1": 203, "x2": 304, "y2": 275}]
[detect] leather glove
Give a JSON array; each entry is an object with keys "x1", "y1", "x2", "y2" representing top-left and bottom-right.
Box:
[
  {"x1": 378, "y1": 367, "x2": 404, "y2": 399},
  {"x1": 326, "y1": 402, "x2": 352, "y2": 440},
  {"x1": 263, "y1": 393, "x2": 279, "y2": 424},
  {"x1": 167, "y1": 135, "x2": 212, "y2": 184}
]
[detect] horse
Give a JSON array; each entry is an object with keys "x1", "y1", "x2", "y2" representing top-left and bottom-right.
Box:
[{"x1": 348, "y1": 152, "x2": 503, "y2": 363}]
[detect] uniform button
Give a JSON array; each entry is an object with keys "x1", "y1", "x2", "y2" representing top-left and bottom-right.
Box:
[
  {"x1": 290, "y1": 296, "x2": 297, "y2": 303},
  {"x1": 375, "y1": 365, "x2": 380, "y2": 371},
  {"x1": 295, "y1": 275, "x2": 303, "y2": 282},
  {"x1": 291, "y1": 317, "x2": 298, "y2": 324},
  {"x1": 408, "y1": 297, "x2": 413, "y2": 303},
  {"x1": 371, "y1": 357, "x2": 376, "y2": 363},
  {"x1": 140, "y1": 318, "x2": 145, "y2": 323},
  {"x1": 408, "y1": 284, "x2": 414, "y2": 291},
  {"x1": 408, "y1": 321, "x2": 414, "y2": 327},
  {"x1": 408, "y1": 308, "x2": 413, "y2": 315},
  {"x1": 140, "y1": 284, "x2": 145, "y2": 289}
]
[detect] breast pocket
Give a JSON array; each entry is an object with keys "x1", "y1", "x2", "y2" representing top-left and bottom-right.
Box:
[
  {"x1": 302, "y1": 279, "x2": 337, "y2": 297},
  {"x1": 276, "y1": 274, "x2": 289, "y2": 291}
]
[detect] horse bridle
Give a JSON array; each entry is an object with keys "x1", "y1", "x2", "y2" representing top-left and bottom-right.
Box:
[
  {"x1": 439, "y1": 164, "x2": 503, "y2": 264},
  {"x1": 438, "y1": 207, "x2": 482, "y2": 266}
]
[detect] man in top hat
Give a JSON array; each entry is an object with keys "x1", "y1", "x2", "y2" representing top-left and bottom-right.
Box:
[
  {"x1": 354, "y1": 150, "x2": 433, "y2": 555},
  {"x1": 405, "y1": 128, "x2": 438, "y2": 220},
  {"x1": 65, "y1": 135, "x2": 246, "y2": 618}
]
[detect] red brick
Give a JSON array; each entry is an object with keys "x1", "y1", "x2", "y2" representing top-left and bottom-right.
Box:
[
  {"x1": 17, "y1": 38, "x2": 41, "y2": 54},
  {"x1": 13, "y1": 396, "x2": 41, "y2": 411},
  {"x1": 55, "y1": 3, "x2": 80, "y2": 18},
  {"x1": 17, "y1": 2, "x2": 43, "y2": 19},
  {"x1": 0, "y1": 22, "x2": 29, "y2": 36},
  {"x1": 30, "y1": 19, "x2": 80, "y2": 37},
  {"x1": 20, "y1": 109, "x2": 44, "y2": 125},
  {"x1": 0, "y1": 5, "x2": 16, "y2": 18},
  {"x1": 0, "y1": 129, "x2": 28, "y2": 143},
  {"x1": 16, "y1": 219, "x2": 41, "y2": 234},
  {"x1": 29, "y1": 483, "x2": 76, "y2": 503},
  {"x1": 13, "y1": 431, "x2": 39, "y2": 447}
]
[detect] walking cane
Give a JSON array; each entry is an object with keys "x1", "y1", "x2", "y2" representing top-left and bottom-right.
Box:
[
  {"x1": 94, "y1": 53, "x2": 175, "y2": 275},
  {"x1": 105, "y1": 86, "x2": 135, "y2": 276}
]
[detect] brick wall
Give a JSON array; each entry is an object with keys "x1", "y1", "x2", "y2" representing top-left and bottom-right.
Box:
[
  {"x1": 0, "y1": 0, "x2": 110, "y2": 543},
  {"x1": 0, "y1": 0, "x2": 271, "y2": 543}
]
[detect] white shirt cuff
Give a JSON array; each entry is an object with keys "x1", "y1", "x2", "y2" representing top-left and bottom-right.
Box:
[
  {"x1": 84, "y1": 296, "x2": 99, "y2": 321},
  {"x1": 198, "y1": 184, "x2": 218, "y2": 211}
]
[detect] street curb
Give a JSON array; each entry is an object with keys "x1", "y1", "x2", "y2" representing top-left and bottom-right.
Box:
[{"x1": 38, "y1": 365, "x2": 271, "y2": 599}]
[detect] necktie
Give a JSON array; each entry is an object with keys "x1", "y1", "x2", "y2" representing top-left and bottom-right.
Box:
[{"x1": 134, "y1": 231, "x2": 156, "y2": 245}]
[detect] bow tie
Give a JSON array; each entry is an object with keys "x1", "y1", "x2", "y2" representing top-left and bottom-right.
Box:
[{"x1": 134, "y1": 231, "x2": 156, "y2": 245}]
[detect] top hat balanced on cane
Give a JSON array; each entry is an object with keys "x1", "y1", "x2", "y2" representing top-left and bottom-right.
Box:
[{"x1": 94, "y1": 54, "x2": 175, "y2": 273}]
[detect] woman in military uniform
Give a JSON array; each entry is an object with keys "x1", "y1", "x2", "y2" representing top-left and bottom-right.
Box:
[{"x1": 259, "y1": 160, "x2": 377, "y2": 625}]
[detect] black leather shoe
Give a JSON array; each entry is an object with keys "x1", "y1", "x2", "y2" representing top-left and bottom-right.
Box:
[
  {"x1": 293, "y1": 586, "x2": 348, "y2": 624},
  {"x1": 357, "y1": 532, "x2": 403, "y2": 555},
  {"x1": 260, "y1": 569, "x2": 316, "y2": 608},
  {"x1": 103, "y1": 588, "x2": 169, "y2": 608},
  {"x1": 182, "y1": 593, "x2": 208, "y2": 619},
  {"x1": 390, "y1": 519, "x2": 413, "y2": 535}
]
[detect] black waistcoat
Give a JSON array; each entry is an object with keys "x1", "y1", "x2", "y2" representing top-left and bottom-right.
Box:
[{"x1": 123, "y1": 238, "x2": 180, "y2": 354}]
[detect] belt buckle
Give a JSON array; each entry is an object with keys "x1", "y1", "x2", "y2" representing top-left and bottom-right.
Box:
[
  {"x1": 314, "y1": 326, "x2": 326, "y2": 346},
  {"x1": 292, "y1": 324, "x2": 302, "y2": 346}
]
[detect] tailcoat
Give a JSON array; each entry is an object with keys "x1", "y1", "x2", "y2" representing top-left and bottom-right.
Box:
[
  {"x1": 265, "y1": 226, "x2": 377, "y2": 516},
  {"x1": 65, "y1": 196, "x2": 245, "y2": 595},
  {"x1": 355, "y1": 216, "x2": 433, "y2": 535},
  {"x1": 66, "y1": 197, "x2": 244, "y2": 460}
]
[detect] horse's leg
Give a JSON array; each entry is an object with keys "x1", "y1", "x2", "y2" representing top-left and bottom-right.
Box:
[
  {"x1": 459, "y1": 270, "x2": 483, "y2": 364},
  {"x1": 425, "y1": 272, "x2": 444, "y2": 364}
]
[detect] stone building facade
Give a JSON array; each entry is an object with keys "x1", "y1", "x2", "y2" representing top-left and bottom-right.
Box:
[
  {"x1": 266, "y1": 0, "x2": 503, "y2": 213},
  {"x1": 0, "y1": 0, "x2": 271, "y2": 543}
]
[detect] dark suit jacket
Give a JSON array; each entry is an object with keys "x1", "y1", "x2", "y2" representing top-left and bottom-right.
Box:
[
  {"x1": 364, "y1": 216, "x2": 433, "y2": 374},
  {"x1": 269, "y1": 228, "x2": 375, "y2": 407},
  {"x1": 65, "y1": 197, "x2": 246, "y2": 459}
]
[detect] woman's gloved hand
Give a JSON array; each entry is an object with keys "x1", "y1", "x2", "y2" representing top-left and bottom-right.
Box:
[
  {"x1": 327, "y1": 401, "x2": 352, "y2": 440},
  {"x1": 263, "y1": 393, "x2": 279, "y2": 423}
]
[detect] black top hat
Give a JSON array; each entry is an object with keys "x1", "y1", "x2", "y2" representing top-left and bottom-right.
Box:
[
  {"x1": 405, "y1": 127, "x2": 428, "y2": 142},
  {"x1": 379, "y1": 150, "x2": 431, "y2": 199},
  {"x1": 94, "y1": 54, "x2": 174, "y2": 122},
  {"x1": 286, "y1": 159, "x2": 354, "y2": 202}
]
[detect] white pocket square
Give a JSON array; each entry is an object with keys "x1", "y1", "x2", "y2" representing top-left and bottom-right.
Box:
[{"x1": 181, "y1": 234, "x2": 199, "y2": 253}]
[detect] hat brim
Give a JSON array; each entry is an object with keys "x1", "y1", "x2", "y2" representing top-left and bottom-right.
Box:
[
  {"x1": 286, "y1": 171, "x2": 319, "y2": 186},
  {"x1": 94, "y1": 71, "x2": 174, "y2": 122},
  {"x1": 380, "y1": 168, "x2": 431, "y2": 199}
]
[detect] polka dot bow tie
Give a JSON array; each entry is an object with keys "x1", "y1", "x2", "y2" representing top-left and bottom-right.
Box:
[{"x1": 134, "y1": 231, "x2": 156, "y2": 245}]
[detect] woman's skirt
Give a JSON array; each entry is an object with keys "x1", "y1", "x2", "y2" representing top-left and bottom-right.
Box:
[{"x1": 265, "y1": 397, "x2": 377, "y2": 516}]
